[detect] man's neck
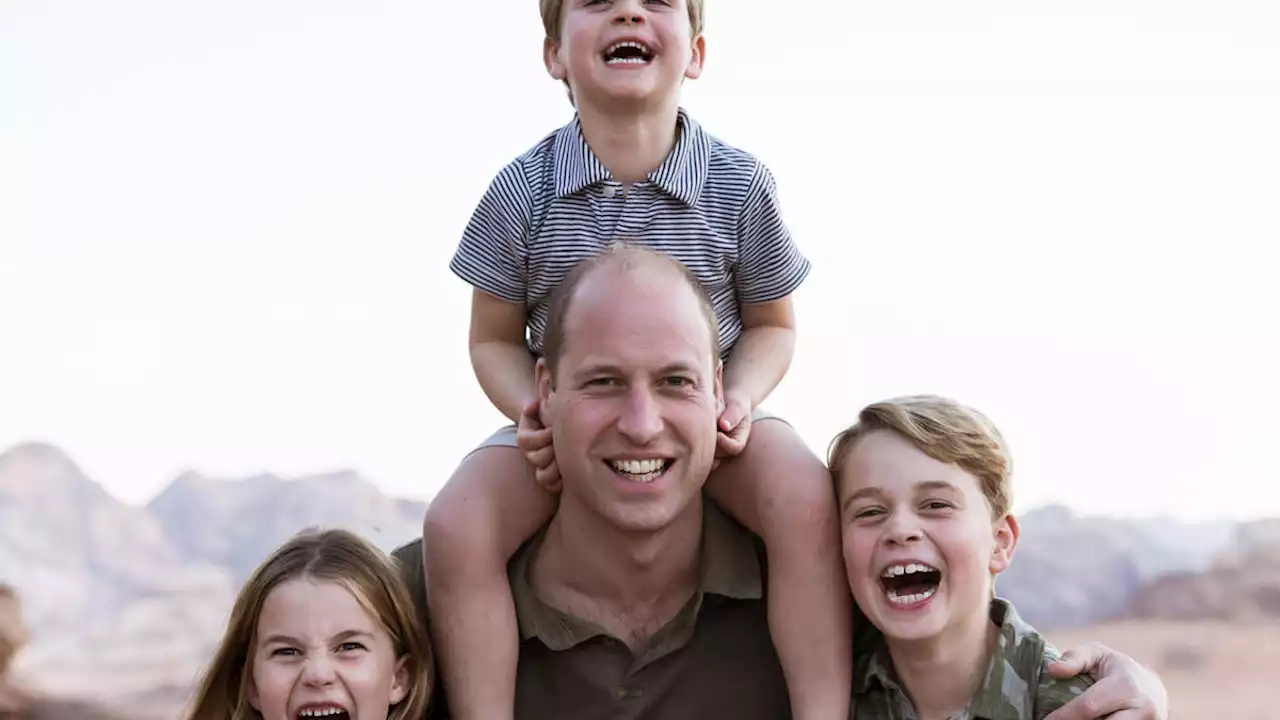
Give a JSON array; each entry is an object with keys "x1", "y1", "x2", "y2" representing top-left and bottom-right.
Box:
[
  {"x1": 530, "y1": 497, "x2": 703, "y2": 651},
  {"x1": 576, "y1": 98, "x2": 681, "y2": 185},
  {"x1": 886, "y1": 604, "x2": 999, "y2": 720}
]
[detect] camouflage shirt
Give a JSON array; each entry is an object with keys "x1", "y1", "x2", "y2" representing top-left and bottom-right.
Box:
[{"x1": 852, "y1": 599, "x2": 1093, "y2": 720}]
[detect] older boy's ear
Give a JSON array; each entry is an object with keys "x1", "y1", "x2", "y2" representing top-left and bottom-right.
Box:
[
  {"x1": 544, "y1": 37, "x2": 568, "y2": 81},
  {"x1": 989, "y1": 514, "x2": 1020, "y2": 575},
  {"x1": 684, "y1": 34, "x2": 706, "y2": 80}
]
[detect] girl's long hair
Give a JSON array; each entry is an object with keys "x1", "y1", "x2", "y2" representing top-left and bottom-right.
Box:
[{"x1": 183, "y1": 528, "x2": 433, "y2": 720}]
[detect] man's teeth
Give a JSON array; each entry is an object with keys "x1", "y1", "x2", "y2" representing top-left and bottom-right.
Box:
[
  {"x1": 298, "y1": 709, "x2": 347, "y2": 718},
  {"x1": 610, "y1": 459, "x2": 666, "y2": 481},
  {"x1": 887, "y1": 586, "x2": 937, "y2": 605},
  {"x1": 881, "y1": 562, "x2": 938, "y2": 578}
]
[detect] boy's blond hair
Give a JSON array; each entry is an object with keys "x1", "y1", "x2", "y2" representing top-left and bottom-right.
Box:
[
  {"x1": 827, "y1": 395, "x2": 1013, "y2": 519},
  {"x1": 540, "y1": 0, "x2": 706, "y2": 43}
]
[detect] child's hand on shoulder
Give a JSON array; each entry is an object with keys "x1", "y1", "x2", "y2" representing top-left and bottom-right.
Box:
[
  {"x1": 518, "y1": 399, "x2": 560, "y2": 491},
  {"x1": 716, "y1": 390, "x2": 753, "y2": 460}
]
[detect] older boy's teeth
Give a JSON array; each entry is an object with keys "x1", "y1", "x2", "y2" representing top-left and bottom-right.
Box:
[
  {"x1": 881, "y1": 562, "x2": 938, "y2": 578},
  {"x1": 887, "y1": 587, "x2": 937, "y2": 605}
]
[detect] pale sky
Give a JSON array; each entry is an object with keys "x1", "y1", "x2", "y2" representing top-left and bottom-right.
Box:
[{"x1": 2, "y1": 0, "x2": 1277, "y2": 521}]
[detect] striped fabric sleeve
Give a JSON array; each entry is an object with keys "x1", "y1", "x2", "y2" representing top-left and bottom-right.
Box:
[
  {"x1": 449, "y1": 162, "x2": 534, "y2": 304},
  {"x1": 734, "y1": 161, "x2": 812, "y2": 305}
]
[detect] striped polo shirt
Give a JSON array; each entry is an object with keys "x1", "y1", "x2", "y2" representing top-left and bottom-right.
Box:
[{"x1": 449, "y1": 108, "x2": 811, "y2": 357}]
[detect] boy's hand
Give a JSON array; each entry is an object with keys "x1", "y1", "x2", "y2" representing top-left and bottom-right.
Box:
[
  {"x1": 517, "y1": 399, "x2": 560, "y2": 492},
  {"x1": 716, "y1": 390, "x2": 753, "y2": 459},
  {"x1": 1044, "y1": 642, "x2": 1169, "y2": 720}
]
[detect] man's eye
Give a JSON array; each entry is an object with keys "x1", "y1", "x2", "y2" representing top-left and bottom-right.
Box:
[{"x1": 662, "y1": 376, "x2": 693, "y2": 387}]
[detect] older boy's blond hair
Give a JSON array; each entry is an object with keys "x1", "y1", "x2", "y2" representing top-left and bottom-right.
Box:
[
  {"x1": 540, "y1": 0, "x2": 706, "y2": 42},
  {"x1": 827, "y1": 395, "x2": 1013, "y2": 519}
]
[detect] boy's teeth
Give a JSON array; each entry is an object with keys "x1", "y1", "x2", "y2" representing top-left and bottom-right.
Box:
[
  {"x1": 881, "y1": 562, "x2": 938, "y2": 578},
  {"x1": 887, "y1": 586, "x2": 937, "y2": 605}
]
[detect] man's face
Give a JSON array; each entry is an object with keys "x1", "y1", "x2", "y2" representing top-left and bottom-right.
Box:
[{"x1": 538, "y1": 265, "x2": 721, "y2": 534}]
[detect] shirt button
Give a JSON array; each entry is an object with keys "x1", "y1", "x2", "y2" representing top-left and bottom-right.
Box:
[
  {"x1": 602, "y1": 185, "x2": 616, "y2": 198},
  {"x1": 618, "y1": 686, "x2": 644, "y2": 700}
]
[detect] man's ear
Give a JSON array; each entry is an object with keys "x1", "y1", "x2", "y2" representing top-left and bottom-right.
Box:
[
  {"x1": 685, "y1": 33, "x2": 706, "y2": 80},
  {"x1": 713, "y1": 359, "x2": 724, "y2": 415},
  {"x1": 989, "y1": 513, "x2": 1020, "y2": 575},
  {"x1": 544, "y1": 36, "x2": 568, "y2": 81},
  {"x1": 536, "y1": 357, "x2": 554, "y2": 423}
]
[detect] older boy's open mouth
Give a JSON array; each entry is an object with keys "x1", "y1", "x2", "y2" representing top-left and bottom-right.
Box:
[
  {"x1": 604, "y1": 41, "x2": 655, "y2": 65},
  {"x1": 608, "y1": 458, "x2": 673, "y2": 483},
  {"x1": 880, "y1": 562, "x2": 942, "y2": 606}
]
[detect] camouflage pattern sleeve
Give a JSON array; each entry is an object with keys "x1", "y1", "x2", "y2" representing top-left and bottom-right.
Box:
[{"x1": 1032, "y1": 648, "x2": 1096, "y2": 720}]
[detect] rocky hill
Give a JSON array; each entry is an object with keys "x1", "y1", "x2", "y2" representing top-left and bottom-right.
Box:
[
  {"x1": 0, "y1": 441, "x2": 1272, "y2": 717},
  {"x1": 997, "y1": 504, "x2": 1236, "y2": 629}
]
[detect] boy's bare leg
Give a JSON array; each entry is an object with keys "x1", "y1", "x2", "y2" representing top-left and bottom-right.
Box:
[
  {"x1": 422, "y1": 444, "x2": 558, "y2": 720},
  {"x1": 706, "y1": 419, "x2": 852, "y2": 720}
]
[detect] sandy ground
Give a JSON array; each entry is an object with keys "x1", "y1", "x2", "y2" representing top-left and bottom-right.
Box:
[{"x1": 1049, "y1": 620, "x2": 1278, "y2": 720}]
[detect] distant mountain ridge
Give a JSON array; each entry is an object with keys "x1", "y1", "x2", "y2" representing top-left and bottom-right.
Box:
[{"x1": 1, "y1": 440, "x2": 1276, "y2": 717}]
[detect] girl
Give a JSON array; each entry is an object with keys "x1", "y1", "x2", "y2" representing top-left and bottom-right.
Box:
[{"x1": 184, "y1": 528, "x2": 432, "y2": 720}]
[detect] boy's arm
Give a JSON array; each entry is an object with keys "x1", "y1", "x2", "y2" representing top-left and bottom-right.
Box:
[
  {"x1": 469, "y1": 289, "x2": 536, "y2": 423},
  {"x1": 722, "y1": 296, "x2": 797, "y2": 409}
]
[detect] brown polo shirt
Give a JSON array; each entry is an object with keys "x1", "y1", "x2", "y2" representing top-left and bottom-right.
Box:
[{"x1": 393, "y1": 503, "x2": 790, "y2": 720}]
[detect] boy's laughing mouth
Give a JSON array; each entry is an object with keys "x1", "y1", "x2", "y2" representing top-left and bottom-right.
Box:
[
  {"x1": 603, "y1": 40, "x2": 655, "y2": 65},
  {"x1": 879, "y1": 561, "x2": 942, "y2": 606}
]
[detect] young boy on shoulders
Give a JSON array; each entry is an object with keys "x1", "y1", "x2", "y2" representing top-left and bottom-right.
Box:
[
  {"x1": 422, "y1": 1, "x2": 850, "y2": 718},
  {"x1": 828, "y1": 396, "x2": 1093, "y2": 720}
]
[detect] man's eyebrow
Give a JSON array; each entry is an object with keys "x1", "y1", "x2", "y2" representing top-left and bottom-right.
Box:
[{"x1": 841, "y1": 486, "x2": 883, "y2": 514}]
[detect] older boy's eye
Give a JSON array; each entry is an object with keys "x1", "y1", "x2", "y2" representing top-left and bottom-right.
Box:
[
  {"x1": 923, "y1": 500, "x2": 954, "y2": 511},
  {"x1": 853, "y1": 507, "x2": 884, "y2": 519}
]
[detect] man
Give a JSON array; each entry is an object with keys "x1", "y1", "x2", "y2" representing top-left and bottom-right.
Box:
[{"x1": 393, "y1": 245, "x2": 1169, "y2": 720}]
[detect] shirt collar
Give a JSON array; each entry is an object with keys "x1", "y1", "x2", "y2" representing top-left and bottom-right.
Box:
[
  {"x1": 509, "y1": 501, "x2": 762, "y2": 651},
  {"x1": 852, "y1": 599, "x2": 1037, "y2": 720},
  {"x1": 552, "y1": 107, "x2": 711, "y2": 206}
]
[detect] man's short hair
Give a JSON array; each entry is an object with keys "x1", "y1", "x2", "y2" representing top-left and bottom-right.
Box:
[
  {"x1": 827, "y1": 395, "x2": 1014, "y2": 518},
  {"x1": 541, "y1": 243, "x2": 720, "y2": 381}
]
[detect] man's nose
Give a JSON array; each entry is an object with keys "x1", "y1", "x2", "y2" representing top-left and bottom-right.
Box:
[
  {"x1": 300, "y1": 654, "x2": 338, "y2": 687},
  {"x1": 616, "y1": 387, "x2": 663, "y2": 444}
]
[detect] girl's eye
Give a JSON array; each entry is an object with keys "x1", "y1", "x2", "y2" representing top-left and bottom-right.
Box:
[
  {"x1": 337, "y1": 642, "x2": 366, "y2": 653},
  {"x1": 271, "y1": 647, "x2": 300, "y2": 657}
]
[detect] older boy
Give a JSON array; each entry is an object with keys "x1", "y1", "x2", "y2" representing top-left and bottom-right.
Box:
[
  {"x1": 422, "y1": 1, "x2": 850, "y2": 719},
  {"x1": 829, "y1": 396, "x2": 1105, "y2": 719}
]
